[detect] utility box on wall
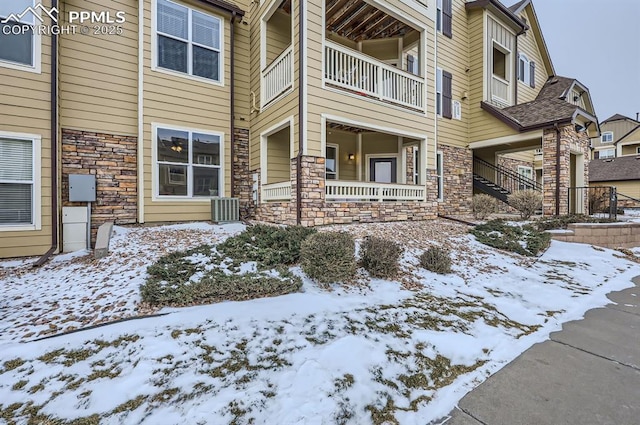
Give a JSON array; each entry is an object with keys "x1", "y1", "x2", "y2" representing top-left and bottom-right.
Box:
[
  {"x1": 62, "y1": 207, "x2": 88, "y2": 253},
  {"x1": 69, "y1": 174, "x2": 96, "y2": 202}
]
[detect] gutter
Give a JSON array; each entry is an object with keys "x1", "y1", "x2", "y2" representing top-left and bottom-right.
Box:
[
  {"x1": 296, "y1": 0, "x2": 305, "y2": 225},
  {"x1": 35, "y1": 0, "x2": 59, "y2": 267},
  {"x1": 554, "y1": 123, "x2": 561, "y2": 216},
  {"x1": 229, "y1": 12, "x2": 237, "y2": 197}
]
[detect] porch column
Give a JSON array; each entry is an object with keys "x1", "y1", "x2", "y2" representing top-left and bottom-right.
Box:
[
  {"x1": 357, "y1": 133, "x2": 362, "y2": 181},
  {"x1": 399, "y1": 137, "x2": 406, "y2": 184},
  {"x1": 419, "y1": 138, "x2": 428, "y2": 186}
]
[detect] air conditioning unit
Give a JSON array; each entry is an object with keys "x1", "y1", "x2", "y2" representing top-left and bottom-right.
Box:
[{"x1": 211, "y1": 198, "x2": 240, "y2": 222}]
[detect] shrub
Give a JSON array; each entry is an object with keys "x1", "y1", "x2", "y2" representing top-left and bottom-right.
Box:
[
  {"x1": 300, "y1": 232, "x2": 356, "y2": 284},
  {"x1": 217, "y1": 224, "x2": 316, "y2": 268},
  {"x1": 360, "y1": 236, "x2": 403, "y2": 278},
  {"x1": 472, "y1": 194, "x2": 498, "y2": 220},
  {"x1": 141, "y1": 268, "x2": 302, "y2": 307},
  {"x1": 508, "y1": 190, "x2": 543, "y2": 220},
  {"x1": 419, "y1": 247, "x2": 452, "y2": 274},
  {"x1": 534, "y1": 214, "x2": 617, "y2": 231},
  {"x1": 471, "y1": 220, "x2": 550, "y2": 256},
  {"x1": 142, "y1": 242, "x2": 302, "y2": 307}
]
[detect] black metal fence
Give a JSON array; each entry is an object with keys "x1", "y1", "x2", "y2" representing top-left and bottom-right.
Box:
[{"x1": 567, "y1": 186, "x2": 617, "y2": 219}]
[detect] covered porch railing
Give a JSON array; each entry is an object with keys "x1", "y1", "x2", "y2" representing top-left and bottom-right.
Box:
[
  {"x1": 261, "y1": 46, "x2": 293, "y2": 107},
  {"x1": 324, "y1": 41, "x2": 425, "y2": 111},
  {"x1": 262, "y1": 181, "x2": 291, "y2": 202},
  {"x1": 326, "y1": 180, "x2": 425, "y2": 202}
]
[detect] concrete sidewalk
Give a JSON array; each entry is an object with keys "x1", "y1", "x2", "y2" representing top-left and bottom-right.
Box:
[{"x1": 442, "y1": 276, "x2": 640, "y2": 425}]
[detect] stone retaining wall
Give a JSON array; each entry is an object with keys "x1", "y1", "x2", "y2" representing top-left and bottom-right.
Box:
[{"x1": 549, "y1": 222, "x2": 640, "y2": 248}]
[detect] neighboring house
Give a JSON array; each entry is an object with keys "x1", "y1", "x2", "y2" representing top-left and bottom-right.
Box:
[
  {"x1": 589, "y1": 156, "x2": 640, "y2": 208},
  {"x1": 591, "y1": 114, "x2": 640, "y2": 159},
  {"x1": 0, "y1": 0, "x2": 600, "y2": 259}
]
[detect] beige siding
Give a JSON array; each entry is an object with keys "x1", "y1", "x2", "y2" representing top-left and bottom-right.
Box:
[
  {"x1": 250, "y1": 0, "x2": 299, "y2": 172},
  {"x1": 593, "y1": 181, "x2": 640, "y2": 200},
  {"x1": 305, "y1": 1, "x2": 436, "y2": 168},
  {"x1": 59, "y1": 0, "x2": 138, "y2": 135},
  {"x1": 592, "y1": 120, "x2": 639, "y2": 149},
  {"x1": 621, "y1": 143, "x2": 640, "y2": 156},
  {"x1": 0, "y1": 1, "x2": 53, "y2": 257},
  {"x1": 266, "y1": 10, "x2": 292, "y2": 64},
  {"x1": 468, "y1": 11, "x2": 519, "y2": 143},
  {"x1": 436, "y1": 0, "x2": 470, "y2": 150},
  {"x1": 516, "y1": 8, "x2": 548, "y2": 103},
  {"x1": 142, "y1": 0, "x2": 249, "y2": 223},
  {"x1": 326, "y1": 130, "x2": 357, "y2": 181},
  {"x1": 266, "y1": 127, "x2": 291, "y2": 183}
]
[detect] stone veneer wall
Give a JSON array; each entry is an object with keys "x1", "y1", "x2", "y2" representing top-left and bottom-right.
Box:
[
  {"x1": 542, "y1": 125, "x2": 590, "y2": 215},
  {"x1": 438, "y1": 144, "x2": 473, "y2": 215},
  {"x1": 255, "y1": 156, "x2": 438, "y2": 226},
  {"x1": 550, "y1": 222, "x2": 640, "y2": 248},
  {"x1": 232, "y1": 128, "x2": 255, "y2": 219},
  {"x1": 496, "y1": 156, "x2": 534, "y2": 175},
  {"x1": 61, "y1": 129, "x2": 137, "y2": 245}
]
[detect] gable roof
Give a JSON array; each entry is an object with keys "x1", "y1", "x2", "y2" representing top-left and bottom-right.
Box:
[
  {"x1": 615, "y1": 125, "x2": 640, "y2": 145},
  {"x1": 481, "y1": 76, "x2": 598, "y2": 131},
  {"x1": 508, "y1": 0, "x2": 529, "y2": 13},
  {"x1": 589, "y1": 156, "x2": 640, "y2": 182},
  {"x1": 602, "y1": 113, "x2": 639, "y2": 124},
  {"x1": 465, "y1": 0, "x2": 528, "y2": 32},
  {"x1": 510, "y1": 0, "x2": 555, "y2": 77}
]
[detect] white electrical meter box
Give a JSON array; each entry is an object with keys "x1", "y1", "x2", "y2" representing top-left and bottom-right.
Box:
[{"x1": 62, "y1": 207, "x2": 88, "y2": 252}]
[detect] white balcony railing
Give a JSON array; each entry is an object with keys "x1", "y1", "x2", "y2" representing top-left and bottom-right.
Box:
[
  {"x1": 326, "y1": 180, "x2": 425, "y2": 202},
  {"x1": 491, "y1": 75, "x2": 510, "y2": 107},
  {"x1": 262, "y1": 181, "x2": 291, "y2": 202},
  {"x1": 324, "y1": 41, "x2": 425, "y2": 111},
  {"x1": 261, "y1": 46, "x2": 293, "y2": 107}
]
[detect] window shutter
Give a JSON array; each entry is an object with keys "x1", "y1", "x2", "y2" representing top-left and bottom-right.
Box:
[
  {"x1": 443, "y1": 0, "x2": 452, "y2": 38},
  {"x1": 529, "y1": 61, "x2": 536, "y2": 88},
  {"x1": 442, "y1": 71, "x2": 453, "y2": 119}
]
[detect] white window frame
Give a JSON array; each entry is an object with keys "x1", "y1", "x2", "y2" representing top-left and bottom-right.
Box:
[
  {"x1": 436, "y1": 0, "x2": 443, "y2": 32},
  {"x1": 517, "y1": 165, "x2": 533, "y2": 190},
  {"x1": 436, "y1": 67, "x2": 443, "y2": 116},
  {"x1": 152, "y1": 0, "x2": 224, "y2": 86},
  {"x1": 517, "y1": 53, "x2": 530, "y2": 84},
  {"x1": 413, "y1": 147, "x2": 419, "y2": 185},
  {"x1": 326, "y1": 143, "x2": 339, "y2": 180},
  {"x1": 598, "y1": 148, "x2": 615, "y2": 159},
  {"x1": 637, "y1": 146, "x2": 640, "y2": 155},
  {"x1": 436, "y1": 150, "x2": 443, "y2": 201},
  {"x1": 0, "y1": 131, "x2": 42, "y2": 232},
  {"x1": 492, "y1": 41, "x2": 510, "y2": 81},
  {"x1": 0, "y1": 0, "x2": 42, "y2": 73},
  {"x1": 152, "y1": 123, "x2": 225, "y2": 201},
  {"x1": 601, "y1": 131, "x2": 613, "y2": 143}
]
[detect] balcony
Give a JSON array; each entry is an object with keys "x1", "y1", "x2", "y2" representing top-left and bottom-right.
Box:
[
  {"x1": 491, "y1": 75, "x2": 510, "y2": 108},
  {"x1": 324, "y1": 41, "x2": 425, "y2": 111},
  {"x1": 261, "y1": 46, "x2": 293, "y2": 108}
]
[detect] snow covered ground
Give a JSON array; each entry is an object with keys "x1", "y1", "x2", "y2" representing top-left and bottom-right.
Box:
[
  {"x1": 0, "y1": 222, "x2": 244, "y2": 342},
  {"x1": 0, "y1": 221, "x2": 638, "y2": 424}
]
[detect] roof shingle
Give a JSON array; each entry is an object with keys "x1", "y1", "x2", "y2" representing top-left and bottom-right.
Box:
[{"x1": 589, "y1": 156, "x2": 640, "y2": 182}]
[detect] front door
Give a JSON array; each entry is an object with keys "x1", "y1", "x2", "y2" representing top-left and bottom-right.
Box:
[{"x1": 369, "y1": 158, "x2": 397, "y2": 183}]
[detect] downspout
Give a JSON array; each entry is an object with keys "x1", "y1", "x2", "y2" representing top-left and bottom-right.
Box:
[
  {"x1": 35, "y1": 0, "x2": 59, "y2": 267},
  {"x1": 229, "y1": 12, "x2": 237, "y2": 197},
  {"x1": 554, "y1": 123, "x2": 561, "y2": 216},
  {"x1": 514, "y1": 33, "x2": 518, "y2": 105},
  {"x1": 296, "y1": 0, "x2": 305, "y2": 225}
]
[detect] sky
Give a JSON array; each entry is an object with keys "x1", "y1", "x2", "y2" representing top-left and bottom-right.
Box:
[{"x1": 531, "y1": 0, "x2": 640, "y2": 122}]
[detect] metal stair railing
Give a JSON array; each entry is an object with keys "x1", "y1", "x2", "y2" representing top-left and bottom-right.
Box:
[{"x1": 473, "y1": 157, "x2": 541, "y2": 195}]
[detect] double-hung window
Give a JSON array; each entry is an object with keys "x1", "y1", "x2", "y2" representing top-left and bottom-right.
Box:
[
  {"x1": 436, "y1": 151, "x2": 444, "y2": 200},
  {"x1": 156, "y1": 126, "x2": 223, "y2": 198},
  {"x1": 0, "y1": 137, "x2": 36, "y2": 227},
  {"x1": 601, "y1": 132, "x2": 613, "y2": 143},
  {"x1": 0, "y1": 0, "x2": 37, "y2": 69},
  {"x1": 156, "y1": 0, "x2": 222, "y2": 83},
  {"x1": 436, "y1": 68, "x2": 452, "y2": 118}
]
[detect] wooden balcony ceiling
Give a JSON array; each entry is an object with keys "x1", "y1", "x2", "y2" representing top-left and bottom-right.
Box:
[
  {"x1": 279, "y1": 0, "x2": 292, "y2": 14},
  {"x1": 326, "y1": 0, "x2": 413, "y2": 41},
  {"x1": 327, "y1": 122, "x2": 369, "y2": 133}
]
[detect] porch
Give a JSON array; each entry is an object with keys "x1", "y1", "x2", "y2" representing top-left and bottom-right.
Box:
[{"x1": 260, "y1": 121, "x2": 428, "y2": 204}]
